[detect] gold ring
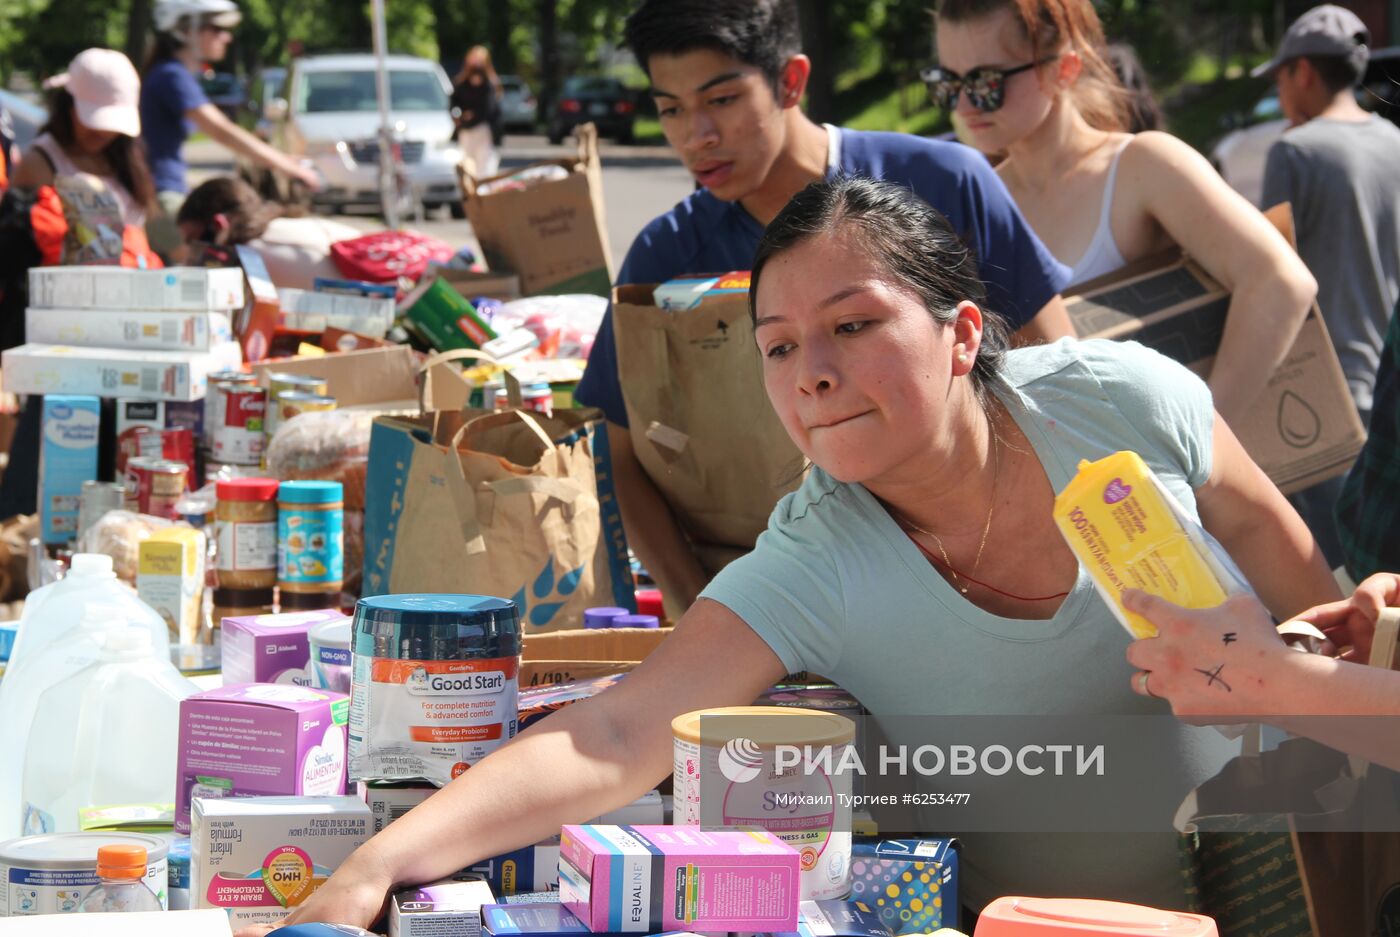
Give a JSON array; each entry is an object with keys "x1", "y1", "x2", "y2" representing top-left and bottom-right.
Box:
[{"x1": 1138, "y1": 671, "x2": 1155, "y2": 697}]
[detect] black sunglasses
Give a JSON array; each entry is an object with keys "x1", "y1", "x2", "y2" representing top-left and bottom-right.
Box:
[{"x1": 920, "y1": 57, "x2": 1057, "y2": 113}]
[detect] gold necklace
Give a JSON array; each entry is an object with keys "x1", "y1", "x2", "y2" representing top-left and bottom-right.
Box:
[{"x1": 898, "y1": 433, "x2": 1000, "y2": 595}]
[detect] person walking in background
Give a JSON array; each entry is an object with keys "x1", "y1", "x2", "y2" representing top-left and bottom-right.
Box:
[
  {"x1": 1254, "y1": 5, "x2": 1400, "y2": 566},
  {"x1": 0, "y1": 47, "x2": 162, "y2": 518},
  {"x1": 140, "y1": 0, "x2": 319, "y2": 260},
  {"x1": 930, "y1": 0, "x2": 1317, "y2": 432},
  {"x1": 452, "y1": 46, "x2": 502, "y2": 179}
]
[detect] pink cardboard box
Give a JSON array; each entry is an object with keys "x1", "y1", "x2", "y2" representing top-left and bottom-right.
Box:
[
  {"x1": 175, "y1": 683, "x2": 349, "y2": 834},
  {"x1": 559, "y1": 825, "x2": 799, "y2": 933},
  {"x1": 220, "y1": 609, "x2": 349, "y2": 686}
]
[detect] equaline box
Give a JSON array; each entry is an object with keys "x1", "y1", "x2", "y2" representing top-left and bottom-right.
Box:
[
  {"x1": 559, "y1": 825, "x2": 800, "y2": 933},
  {"x1": 2, "y1": 342, "x2": 244, "y2": 401},
  {"x1": 390, "y1": 878, "x2": 497, "y2": 937},
  {"x1": 191, "y1": 795, "x2": 370, "y2": 929},
  {"x1": 176, "y1": 684, "x2": 349, "y2": 834},
  {"x1": 29, "y1": 265, "x2": 246, "y2": 310},
  {"x1": 25, "y1": 307, "x2": 234, "y2": 351},
  {"x1": 221, "y1": 609, "x2": 350, "y2": 687},
  {"x1": 37, "y1": 395, "x2": 99, "y2": 545}
]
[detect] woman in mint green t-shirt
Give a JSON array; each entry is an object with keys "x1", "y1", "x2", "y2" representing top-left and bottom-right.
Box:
[{"x1": 248, "y1": 177, "x2": 1342, "y2": 936}]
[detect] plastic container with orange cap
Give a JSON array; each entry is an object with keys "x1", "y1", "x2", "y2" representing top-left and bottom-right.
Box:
[
  {"x1": 78, "y1": 843, "x2": 164, "y2": 914},
  {"x1": 974, "y1": 897, "x2": 1218, "y2": 936}
]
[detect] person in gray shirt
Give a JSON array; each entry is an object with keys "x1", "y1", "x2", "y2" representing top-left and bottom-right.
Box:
[
  {"x1": 1256, "y1": 4, "x2": 1400, "y2": 564},
  {"x1": 1259, "y1": 5, "x2": 1400, "y2": 419}
]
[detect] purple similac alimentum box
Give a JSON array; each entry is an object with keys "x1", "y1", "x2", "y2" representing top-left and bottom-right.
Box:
[
  {"x1": 558, "y1": 825, "x2": 800, "y2": 934},
  {"x1": 220, "y1": 609, "x2": 350, "y2": 686},
  {"x1": 175, "y1": 683, "x2": 350, "y2": 834}
]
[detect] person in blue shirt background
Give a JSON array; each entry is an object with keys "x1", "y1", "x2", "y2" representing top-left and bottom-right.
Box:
[
  {"x1": 140, "y1": 0, "x2": 318, "y2": 259},
  {"x1": 575, "y1": 0, "x2": 1076, "y2": 615}
]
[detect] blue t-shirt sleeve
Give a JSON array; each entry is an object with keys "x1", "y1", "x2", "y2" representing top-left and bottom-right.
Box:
[
  {"x1": 957, "y1": 152, "x2": 1070, "y2": 329},
  {"x1": 169, "y1": 63, "x2": 210, "y2": 114},
  {"x1": 576, "y1": 217, "x2": 687, "y2": 427}
]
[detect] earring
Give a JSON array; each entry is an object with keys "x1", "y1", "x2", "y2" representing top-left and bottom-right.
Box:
[{"x1": 957, "y1": 353, "x2": 970, "y2": 364}]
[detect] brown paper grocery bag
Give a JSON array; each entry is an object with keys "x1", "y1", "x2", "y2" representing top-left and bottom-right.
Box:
[
  {"x1": 612, "y1": 278, "x2": 804, "y2": 593},
  {"x1": 458, "y1": 123, "x2": 613, "y2": 297},
  {"x1": 362, "y1": 400, "x2": 635, "y2": 632}
]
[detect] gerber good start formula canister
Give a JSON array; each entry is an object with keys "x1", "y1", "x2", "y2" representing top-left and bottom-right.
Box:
[{"x1": 349, "y1": 594, "x2": 522, "y2": 787}]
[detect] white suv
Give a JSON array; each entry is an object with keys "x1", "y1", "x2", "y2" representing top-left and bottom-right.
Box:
[{"x1": 248, "y1": 53, "x2": 462, "y2": 216}]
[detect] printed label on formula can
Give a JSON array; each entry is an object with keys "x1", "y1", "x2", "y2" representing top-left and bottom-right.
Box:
[
  {"x1": 349, "y1": 655, "x2": 520, "y2": 787},
  {"x1": 672, "y1": 710, "x2": 853, "y2": 901},
  {"x1": 0, "y1": 851, "x2": 169, "y2": 915}
]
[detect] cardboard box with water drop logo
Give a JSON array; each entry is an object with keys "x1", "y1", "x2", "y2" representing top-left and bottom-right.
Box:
[{"x1": 1064, "y1": 242, "x2": 1364, "y2": 495}]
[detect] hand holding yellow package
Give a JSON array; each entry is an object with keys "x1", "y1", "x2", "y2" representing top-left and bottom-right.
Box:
[{"x1": 1053, "y1": 451, "x2": 1246, "y2": 639}]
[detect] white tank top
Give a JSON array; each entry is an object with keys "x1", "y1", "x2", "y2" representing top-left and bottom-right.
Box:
[
  {"x1": 1066, "y1": 138, "x2": 1132, "y2": 287},
  {"x1": 31, "y1": 134, "x2": 146, "y2": 229}
]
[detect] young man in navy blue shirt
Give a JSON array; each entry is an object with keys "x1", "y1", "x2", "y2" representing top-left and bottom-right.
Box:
[{"x1": 577, "y1": 0, "x2": 1074, "y2": 613}]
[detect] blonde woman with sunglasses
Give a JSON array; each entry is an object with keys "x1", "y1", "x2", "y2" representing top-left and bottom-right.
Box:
[{"x1": 930, "y1": 0, "x2": 1317, "y2": 431}]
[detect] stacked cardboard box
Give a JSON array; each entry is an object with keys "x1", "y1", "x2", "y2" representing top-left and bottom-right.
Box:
[{"x1": 4, "y1": 266, "x2": 245, "y2": 402}]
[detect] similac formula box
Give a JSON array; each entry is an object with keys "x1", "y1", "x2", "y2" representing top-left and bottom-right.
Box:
[
  {"x1": 175, "y1": 684, "x2": 349, "y2": 834},
  {"x1": 138, "y1": 528, "x2": 208, "y2": 646},
  {"x1": 2, "y1": 342, "x2": 244, "y2": 401},
  {"x1": 191, "y1": 795, "x2": 370, "y2": 929},
  {"x1": 221, "y1": 609, "x2": 350, "y2": 687},
  {"x1": 25, "y1": 308, "x2": 233, "y2": 352},
  {"x1": 28, "y1": 265, "x2": 245, "y2": 311},
  {"x1": 559, "y1": 825, "x2": 800, "y2": 933},
  {"x1": 37, "y1": 395, "x2": 99, "y2": 546},
  {"x1": 390, "y1": 877, "x2": 496, "y2": 937}
]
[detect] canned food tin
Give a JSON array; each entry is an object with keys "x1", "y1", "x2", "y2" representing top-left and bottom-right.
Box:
[
  {"x1": 521, "y1": 382, "x2": 554, "y2": 417},
  {"x1": 204, "y1": 372, "x2": 257, "y2": 447},
  {"x1": 265, "y1": 374, "x2": 329, "y2": 437},
  {"x1": 124, "y1": 458, "x2": 188, "y2": 519},
  {"x1": 276, "y1": 391, "x2": 336, "y2": 429},
  {"x1": 211, "y1": 384, "x2": 267, "y2": 466},
  {"x1": 0, "y1": 831, "x2": 170, "y2": 915}
]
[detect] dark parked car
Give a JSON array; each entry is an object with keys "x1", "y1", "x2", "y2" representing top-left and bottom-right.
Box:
[{"x1": 547, "y1": 76, "x2": 635, "y2": 144}]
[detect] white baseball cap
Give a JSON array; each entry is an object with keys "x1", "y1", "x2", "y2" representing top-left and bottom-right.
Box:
[{"x1": 47, "y1": 48, "x2": 142, "y2": 138}]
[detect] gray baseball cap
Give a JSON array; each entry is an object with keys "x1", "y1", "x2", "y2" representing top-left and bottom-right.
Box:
[{"x1": 1251, "y1": 3, "x2": 1370, "y2": 79}]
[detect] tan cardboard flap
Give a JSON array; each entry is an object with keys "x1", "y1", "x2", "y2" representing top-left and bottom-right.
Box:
[
  {"x1": 1065, "y1": 253, "x2": 1365, "y2": 495},
  {"x1": 522, "y1": 626, "x2": 672, "y2": 662},
  {"x1": 250, "y1": 345, "x2": 421, "y2": 408},
  {"x1": 435, "y1": 269, "x2": 523, "y2": 302}
]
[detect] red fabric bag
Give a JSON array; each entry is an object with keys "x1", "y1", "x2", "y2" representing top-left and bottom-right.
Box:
[{"x1": 330, "y1": 230, "x2": 455, "y2": 284}]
